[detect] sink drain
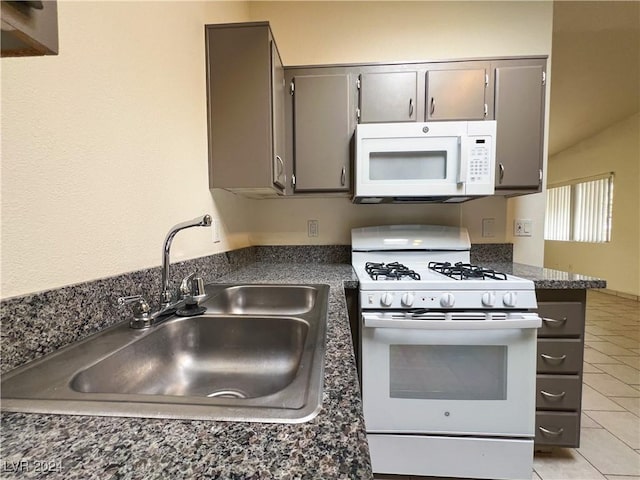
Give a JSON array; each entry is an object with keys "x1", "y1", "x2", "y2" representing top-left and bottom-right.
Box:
[{"x1": 206, "y1": 389, "x2": 248, "y2": 399}]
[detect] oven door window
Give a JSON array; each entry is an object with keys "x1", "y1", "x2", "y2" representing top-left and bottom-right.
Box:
[{"x1": 389, "y1": 345, "x2": 507, "y2": 400}]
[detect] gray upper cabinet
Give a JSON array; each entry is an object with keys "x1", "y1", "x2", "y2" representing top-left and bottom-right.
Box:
[
  {"x1": 426, "y1": 67, "x2": 488, "y2": 121},
  {"x1": 204, "y1": 24, "x2": 546, "y2": 200},
  {"x1": 493, "y1": 59, "x2": 546, "y2": 192},
  {"x1": 358, "y1": 71, "x2": 418, "y2": 123},
  {"x1": 289, "y1": 73, "x2": 352, "y2": 192},
  {"x1": 1, "y1": 0, "x2": 58, "y2": 57},
  {"x1": 205, "y1": 22, "x2": 286, "y2": 196},
  {"x1": 271, "y1": 41, "x2": 286, "y2": 189}
]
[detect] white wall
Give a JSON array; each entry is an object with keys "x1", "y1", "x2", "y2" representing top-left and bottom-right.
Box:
[
  {"x1": 544, "y1": 113, "x2": 640, "y2": 297},
  {"x1": 246, "y1": 1, "x2": 552, "y2": 255},
  {"x1": 1, "y1": 1, "x2": 251, "y2": 298},
  {"x1": 1, "y1": 1, "x2": 553, "y2": 299}
]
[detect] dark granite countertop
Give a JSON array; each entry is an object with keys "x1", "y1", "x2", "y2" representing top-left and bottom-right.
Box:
[
  {"x1": 0, "y1": 247, "x2": 605, "y2": 480},
  {"x1": 483, "y1": 262, "x2": 606, "y2": 290},
  {"x1": 0, "y1": 263, "x2": 371, "y2": 480}
]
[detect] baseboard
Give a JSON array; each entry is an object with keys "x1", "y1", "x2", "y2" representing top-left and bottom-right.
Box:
[{"x1": 598, "y1": 289, "x2": 640, "y2": 301}]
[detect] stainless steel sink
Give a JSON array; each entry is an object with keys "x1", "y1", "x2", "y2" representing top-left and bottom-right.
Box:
[
  {"x1": 203, "y1": 284, "x2": 318, "y2": 315},
  {"x1": 1, "y1": 284, "x2": 329, "y2": 423},
  {"x1": 71, "y1": 315, "x2": 308, "y2": 398}
]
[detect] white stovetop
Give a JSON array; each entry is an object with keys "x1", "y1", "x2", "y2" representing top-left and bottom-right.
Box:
[{"x1": 352, "y1": 255, "x2": 535, "y2": 292}]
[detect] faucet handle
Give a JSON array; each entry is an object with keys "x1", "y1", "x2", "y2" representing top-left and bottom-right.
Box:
[
  {"x1": 117, "y1": 295, "x2": 154, "y2": 329},
  {"x1": 179, "y1": 273, "x2": 196, "y2": 297},
  {"x1": 180, "y1": 273, "x2": 205, "y2": 298},
  {"x1": 117, "y1": 295, "x2": 151, "y2": 315}
]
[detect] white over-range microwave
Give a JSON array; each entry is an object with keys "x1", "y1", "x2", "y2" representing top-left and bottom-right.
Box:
[{"x1": 353, "y1": 121, "x2": 497, "y2": 204}]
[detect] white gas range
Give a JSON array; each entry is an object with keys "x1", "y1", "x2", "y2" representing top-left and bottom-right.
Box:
[{"x1": 352, "y1": 225, "x2": 541, "y2": 480}]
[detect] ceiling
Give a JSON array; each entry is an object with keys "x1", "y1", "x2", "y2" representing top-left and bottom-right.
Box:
[{"x1": 548, "y1": 1, "x2": 640, "y2": 156}]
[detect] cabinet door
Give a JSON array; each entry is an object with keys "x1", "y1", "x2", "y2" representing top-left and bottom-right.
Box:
[
  {"x1": 359, "y1": 71, "x2": 418, "y2": 123},
  {"x1": 292, "y1": 74, "x2": 351, "y2": 192},
  {"x1": 271, "y1": 40, "x2": 286, "y2": 189},
  {"x1": 537, "y1": 302, "x2": 584, "y2": 337},
  {"x1": 536, "y1": 412, "x2": 580, "y2": 447},
  {"x1": 1, "y1": 0, "x2": 58, "y2": 56},
  {"x1": 494, "y1": 62, "x2": 545, "y2": 190},
  {"x1": 426, "y1": 69, "x2": 486, "y2": 120},
  {"x1": 537, "y1": 339, "x2": 583, "y2": 374},
  {"x1": 207, "y1": 24, "x2": 274, "y2": 192}
]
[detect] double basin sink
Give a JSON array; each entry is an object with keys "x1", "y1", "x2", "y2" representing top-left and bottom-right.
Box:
[{"x1": 1, "y1": 284, "x2": 330, "y2": 423}]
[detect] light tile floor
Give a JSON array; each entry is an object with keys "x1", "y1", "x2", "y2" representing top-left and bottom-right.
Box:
[{"x1": 373, "y1": 290, "x2": 640, "y2": 480}]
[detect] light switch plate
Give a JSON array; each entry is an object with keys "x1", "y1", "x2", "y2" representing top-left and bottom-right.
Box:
[{"x1": 514, "y1": 219, "x2": 532, "y2": 237}]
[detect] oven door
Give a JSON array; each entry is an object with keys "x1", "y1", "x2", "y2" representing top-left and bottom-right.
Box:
[{"x1": 361, "y1": 311, "x2": 539, "y2": 437}]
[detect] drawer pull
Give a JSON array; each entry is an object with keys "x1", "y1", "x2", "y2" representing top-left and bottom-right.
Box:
[
  {"x1": 541, "y1": 353, "x2": 567, "y2": 363},
  {"x1": 539, "y1": 426, "x2": 565, "y2": 437},
  {"x1": 541, "y1": 390, "x2": 566, "y2": 400},
  {"x1": 542, "y1": 316, "x2": 568, "y2": 327}
]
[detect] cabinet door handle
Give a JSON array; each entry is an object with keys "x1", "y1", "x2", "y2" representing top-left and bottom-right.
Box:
[
  {"x1": 541, "y1": 353, "x2": 567, "y2": 363},
  {"x1": 542, "y1": 316, "x2": 568, "y2": 327},
  {"x1": 409, "y1": 98, "x2": 414, "y2": 118},
  {"x1": 430, "y1": 97, "x2": 435, "y2": 116},
  {"x1": 539, "y1": 426, "x2": 564, "y2": 437},
  {"x1": 498, "y1": 163, "x2": 505, "y2": 183},
  {"x1": 275, "y1": 155, "x2": 284, "y2": 176},
  {"x1": 540, "y1": 390, "x2": 566, "y2": 400},
  {"x1": 341, "y1": 167, "x2": 346, "y2": 186}
]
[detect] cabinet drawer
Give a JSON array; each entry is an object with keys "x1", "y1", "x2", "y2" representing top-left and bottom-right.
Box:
[
  {"x1": 536, "y1": 375, "x2": 581, "y2": 411},
  {"x1": 535, "y1": 412, "x2": 580, "y2": 447},
  {"x1": 537, "y1": 339, "x2": 583, "y2": 374},
  {"x1": 537, "y1": 302, "x2": 584, "y2": 337}
]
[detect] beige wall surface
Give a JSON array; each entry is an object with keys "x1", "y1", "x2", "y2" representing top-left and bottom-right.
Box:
[
  {"x1": 1, "y1": 1, "x2": 553, "y2": 299},
  {"x1": 246, "y1": 1, "x2": 552, "y2": 260},
  {"x1": 544, "y1": 113, "x2": 640, "y2": 297},
  {"x1": 1, "y1": 1, "x2": 251, "y2": 298}
]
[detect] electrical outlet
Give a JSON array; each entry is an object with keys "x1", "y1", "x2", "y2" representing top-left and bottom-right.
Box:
[
  {"x1": 307, "y1": 219, "x2": 319, "y2": 237},
  {"x1": 514, "y1": 219, "x2": 532, "y2": 237},
  {"x1": 212, "y1": 218, "x2": 221, "y2": 243},
  {"x1": 482, "y1": 218, "x2": 495, "y2": 238}
]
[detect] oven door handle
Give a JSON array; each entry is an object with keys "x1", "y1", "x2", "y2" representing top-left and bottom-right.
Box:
[{"x1": 362, "y1": 313, "x2": 542, "y2": 330}]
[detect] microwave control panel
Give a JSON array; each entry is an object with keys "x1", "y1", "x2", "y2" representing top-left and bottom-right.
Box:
[{"x1": 468, "y1": 137, "x2": 492, "y2": 184}]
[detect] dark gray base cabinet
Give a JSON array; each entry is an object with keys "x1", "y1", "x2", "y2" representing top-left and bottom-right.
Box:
[{"x1": 535, "y1": 289, "x2": 586, "y2": 449}]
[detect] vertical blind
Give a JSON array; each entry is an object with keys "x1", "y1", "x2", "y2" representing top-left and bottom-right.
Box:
[
  {"x1": 545, "y1": 185, "x2": 571, "y2": 241},
  {"x1": 544, "y1": 174, "x2": 613, "y2": 243}
]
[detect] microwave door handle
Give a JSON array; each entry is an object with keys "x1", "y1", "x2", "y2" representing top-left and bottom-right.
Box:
[{"x1": 458, "y1": 137, "x2": 467, "y2": 184}]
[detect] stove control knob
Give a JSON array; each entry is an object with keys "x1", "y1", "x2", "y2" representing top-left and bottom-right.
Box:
[
  {"x1": 440, "y1": 292, "x2": 455, "y2": 308},
  {"x1": 503, "y1": 291, "x2": 518, "y2": 307},
  {"x1": 401, "y1": 292, "x2": 415, "y2": 307},
  {"x1": 481, "y1": 292, "x2": 496, "y2": 307},
  {"x1": 380, "y1": 292, "x2": 395, "y2": 307}
]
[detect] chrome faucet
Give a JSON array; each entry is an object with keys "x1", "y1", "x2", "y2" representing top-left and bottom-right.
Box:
[
  {"x1": 160, "y1": 214, "x2": 212, "y2": 307},
  {"x1": 118, "y1": 214, "x2": 212, "y2": 328}
]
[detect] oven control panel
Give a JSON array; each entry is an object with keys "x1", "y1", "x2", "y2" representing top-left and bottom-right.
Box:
[{"x1": 361, "y1": 290, "x2": 538, "y2": 310}]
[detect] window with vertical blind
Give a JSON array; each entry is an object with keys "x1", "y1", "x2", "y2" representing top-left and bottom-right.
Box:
[{"x1": 545, "y1": 174, "x2": 614, "y2": 243}]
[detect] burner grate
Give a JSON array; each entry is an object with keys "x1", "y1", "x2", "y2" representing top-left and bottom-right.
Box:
[
  {"x1": 365, "y1": 262, "x2": 421, "y2": 281},
  {"x1": 428, "y1": 262, "x2": 507, "y2": 281}
]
